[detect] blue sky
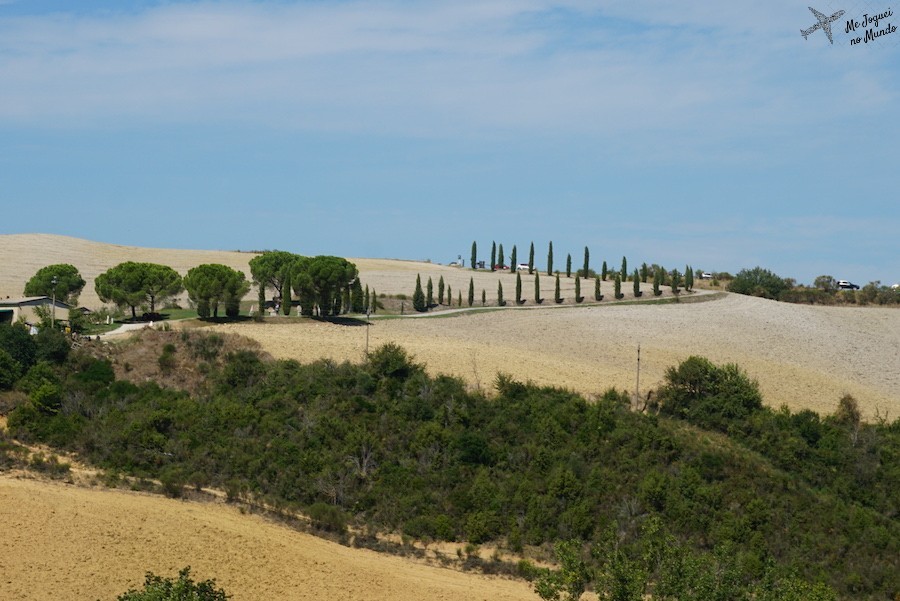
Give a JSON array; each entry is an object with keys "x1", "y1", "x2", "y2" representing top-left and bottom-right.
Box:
[{"x1": 1, "y1": 0, "x2": 897, "y2": 284}]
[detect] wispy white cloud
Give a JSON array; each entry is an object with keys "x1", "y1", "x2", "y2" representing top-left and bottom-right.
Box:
[{"x1": 0, "y1": 1, "x2": 897, "y2": 163}]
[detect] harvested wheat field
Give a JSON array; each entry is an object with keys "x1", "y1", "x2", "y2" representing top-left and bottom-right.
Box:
[
  {"x1": 0, "y1": 474, "x2": 536, "y2": 601},
  {"x1": 212, "y1": 294, "x2": 900, "y2": 420}
]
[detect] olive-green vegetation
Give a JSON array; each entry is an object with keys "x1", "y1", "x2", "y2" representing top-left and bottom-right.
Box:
[
  {"x1": 614, "y1": 274, "x2": 623, "y2": 300},
  {"x1": 116, "y1": 567, "x2": 229, "y2": 601},
  {"x1": 566, "y1": 254, "x2": 572, "y2": 278},
  {"x1": 3, "y1": 335, "x2": 899, "y2": 600},
  {"x1": 516, "y1": 272, "x2": 523, "y2": 304},
  {"x1": 438, "y1": 276, "x2": 445, "y2": 306},
  {"x1": 468, "y1": 277, "x2": 475, "y2": 308},
  {"x1": 547, "y1": 242, "x2": 554, "y2": 276},
  {"x1": 582, "y1": 247, "x2": 590, "y2": 279},
  {"x1": 413, "y1": 274, "x2": 426, "y2": 312},
  {"x1": 497, "y1": 280, "x2": 505, "y2": 307},
  {"x1": 594, "y1": 277, "x2": 602, "y2": 302},
  {"x1": 183, "y1": 264, "x2": 250, "y2": 319},
  {"x1": 24, "y1": 264, "x2": 86, "y2": 304},
  {"x1": 727, "y1": 267, "x2": 789, "y2": 300},
  {"x1": 471, "y1": 241, "x2": 477, "y2": 271},
  {"x1": 95, "y1": 262, "x2": 183, "y2": 319}
]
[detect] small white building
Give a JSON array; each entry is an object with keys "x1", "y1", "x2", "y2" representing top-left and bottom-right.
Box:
[{"x1": 0, "y1": 296, "x2": 72, "y2": 325}]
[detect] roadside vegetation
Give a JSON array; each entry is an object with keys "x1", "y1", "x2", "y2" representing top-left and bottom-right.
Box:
[{"x1": 1, "y1": 323, "x2": 898, "y2": 600}]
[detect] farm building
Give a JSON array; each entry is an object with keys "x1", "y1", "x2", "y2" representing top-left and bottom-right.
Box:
[{"x1": 0, "y1": 296, "x2": 72, "y2": 325}]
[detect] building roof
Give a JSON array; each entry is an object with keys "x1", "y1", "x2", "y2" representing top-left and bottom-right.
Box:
[{"x1": 0, "y1": 296, "x2": 72, "y2": 309}]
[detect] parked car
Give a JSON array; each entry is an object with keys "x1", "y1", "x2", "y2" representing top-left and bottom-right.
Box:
[
  {"x1": 837, "y1": 280, "x2": 860, "y2": 290},
  {"x1": 516, "y1": 263, "x2": 530, "y2": 271},
  {"x1": 493, "y1": 264, "x2": 509, "y2": 270}
]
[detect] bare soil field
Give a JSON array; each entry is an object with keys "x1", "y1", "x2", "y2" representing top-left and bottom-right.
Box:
[
  {"x1": 0, "y1": 233, "x2": 678, "y2": 308},
  {"x1": 212, "y1": 294, "x2": 900, "y2": 421},
  {"x1": 0, "y1": 474, "x2": 537, "y2": 601},
  {"x1": 2, "y1": 234, "x2": 897, "y2": 418}
]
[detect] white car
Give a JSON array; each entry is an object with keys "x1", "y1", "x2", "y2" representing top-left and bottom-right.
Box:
[
  {"x1": 837, "y1": 280, "x2": 860, "y2": 290},
  {"x1": 516, "y1": 263, "x2": 531, "y2": 271}
]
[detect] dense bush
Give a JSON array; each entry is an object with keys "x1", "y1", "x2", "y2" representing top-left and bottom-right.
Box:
[
  {"x1": 728, "y1": 267, "x2": 791, "y2": 299},
  {"x1": 4, "y1": 346, "x2": 899, "y2": 599},
  {"x1": 117, "y1": 567, "x2": 229, "y2": 601}
]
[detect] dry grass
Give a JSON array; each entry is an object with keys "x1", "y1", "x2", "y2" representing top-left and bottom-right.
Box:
[{"x1": 0, "y1": 475, "x2": 538, "y2": 601}]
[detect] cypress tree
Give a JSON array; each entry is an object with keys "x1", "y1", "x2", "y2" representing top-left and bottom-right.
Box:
[
  {"x1": 491, "y1": 241, "x2": 497, "y2": 271},
  {"x1": 282, "y1": 271, "x2": 292, "y2": 315},
  {"x1": 413, "y1": 274, "x2": 426, "y2": 312},
  {"x1": 528, "y1": 242, "x2": 535, "y2": 274},
  {"x1": 256, "y1": 282, "x2": 266, "y2": 321},
  {"x1": 351, "y1": 278, "x2": 364, "y2": 312},
  {"x1": 653, "y1": 269, "x2": 662, "y2": 296},
  {"x1": 621, "y1": 256, "x2": 627, "y2": 283},
  {"x1": 685, "y1": 265, "x2": 693, "y2": 291},
  {"x1": 438, "y1": 276, "x2": 445, "y2": 305},
  {"x1": 671, "y1": 269, "x2": 681, "y2": 294},
  {"x1": 582, "y1": 246, "x2": 590, "y2": 278},
  {"x1": 482, "y1": 289, "x2": 486, "y2": 306},
  {"x1": 510, "y1": 245, "x2": 517, "y2": 271},
  {"x1": 364, "y1": 284, "x2": 370, "y2": 313},
  {"x1": 342, "y1": 285, "x2": 350, "y2": 314},
  {"x1": 575, "y1": 274, "x2": 582, "y2": 303},
  {"x1": 498, "y1": 243, "x2": 505, "y2": 269},
  {"x1": 534, "y1": 271, "x2": 542, "y2": 303},
  {"x1": 615, "y1": 273, "x2": 623, "y2": 299},
  {"x1": 426, "y1": 277, "x2": 434, "y2": 308},
  {"x1": 468, "y1": 277, "x2": 475, "y2": 307},
  {"x1": 497, "y1": 280, "x2": 505, "y2": 306},
  {"x1": 594, "y1": 277, "x2": 603, "y2": 301},
  {"x1": 566, "y1": 254, "x2": 572, "y2": 278},
  {"x1": 458, "y1": 291, "x2": 462, "y2": 307},
  {"x1": 547, "y1": 241, "x2": 554, "y2": 276},
  {"x1": 447, "y1": 284, "x2": 451, "y2": 307},
  {"x1": 471, "y1": 241, "x2": 477, "y2": 270},
  {"x1": 633, "y1": 268, "x2": 642, "y2": 297},
  {"x1": 601, "y1": 261, "x2": 608, "y2": 281},
  {"x1": 641, "y1": 262, "x2": 649, "y2": 283},
  {"x1": 516, "y1": 271, "x2": 523, "y2": 304},
  {"x1": 554, "y1": 273, "x2": 562, "y2": 303},
  {"x1": 370, "y1": 288, "x2": 377, "y2": 313}
]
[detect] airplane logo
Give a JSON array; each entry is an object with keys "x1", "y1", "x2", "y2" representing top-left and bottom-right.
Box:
[{"x1": 801, "y1": 6, "x2": 845, "y2": 44}]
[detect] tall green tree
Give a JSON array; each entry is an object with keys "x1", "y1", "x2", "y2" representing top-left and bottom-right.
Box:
[
  {"x1": 528, "y1": 242, "x2": 535, "y2": 274},
  {"x1": 95, "y1": 262, "x2": 183, "y2": 319},
  {"x1": 566, "y1": 254, "x2": 572, "y2": 278},
  {"x1": 255, "y1": 282, "x2": 265, "y2": 321},
  {"x1": 468, "y1": 277, "x2": 475, "y2": 307},
  {"x1": 364, "y1": 284, "x2": 370, "y2": 312},
  {"x1": 457, "y1": 291, "x2": 462, "y2": 307},
  {"x1": 534, "y1": 271, "x2": 542, "y2": 303},
  {"x1": 293, "y1": 256, "x2": 359, "y2": 317},
  {"x1": 351, "y1": 278, "x2": 365, "y2": 313},
  {"x1": 426, "y1": 277, "x2": 434, "y2": 308},
  {"x1": 446, "y1": 285, "x2": 451, "y2": 308},
  {"x1": 685, "y1": 265, "x2": 694, "y2": 291},
  {"x1": 614, "y1": 273, "x2": 623, "y2": 299},
  {"x1": 574, "y1": 274, "x2": 582, "y2": 303},
  {"x1": 594, "y1": 277, "x2": 603, "y2": 301},
  {"x1": 491, "y1": 241, "x2": 497, "y2": 271},
  {"x1": 249, "y1": 251, "x2": 299, "y2": 307},
  {"x1": 510, "y1": 245, "x2": 517, "y2": 271},
  {"x1": 555, "y1": 273, "x2": 562, "y2": 303},
  {"x1": 24, "y1": 264, "x2": 85, "y2": 305},
  {"x1": 183, "y1": 264, "x2": 250, "y2": 319},
  {"x1": 547, "y1": 241, "x2": 554, "y2": 276},
  {"x1": 413, "y1": 274, "x2": 426, "y2": 312},
  {"x1": 582, "y1": 247, "x2": 590, "y2": 278},
  {"x1": 498, "y1": 244, "x2": 505, "y2": 269},
  {"x1": 621, "y1": 256, "x2": 628, "y2": 283},
  {"x1": 482, "y1": 289, "x2": 486, "y2": 306},
  {"x1": 641, "y1": 262, "x2": 649, "y2": 283},
  {"x1": 369, "y1": 287, "x2": 377, "y2": 314},
  {"x1": 653, "y1": 268, "x2": 662, "y2": 296},
  {"x1": 437, "y1": 276, "x2": 445, "y2": 305},
  {"x1": 601, "y1": 261, "x2": 608, "y2": 281},
  {"x1": 497, "y1": 280, "x2": 505, "y2": 306},
  {"x1": 633, "y1": 268, "x2": 642, "y2": 298},
  {"x1": 670, "y1": 269, "x2": 681, "y2": 294},
  {"x1": 516, "y1": 271, "x2": 523, "y2": 304},
  {"x1": 471, "y1": 241, "x2": 477, "y2": 270},
  {"x1": 282, "y1": 271, "x2": 294, "y2": 315}
]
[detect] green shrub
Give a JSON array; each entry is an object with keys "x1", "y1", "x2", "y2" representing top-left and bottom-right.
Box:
[
  {"x1": 308, "y1": 502, "x2": 348, "y2": 533},
  {"x1": 728, "y1": 266, "x2": 790, "y2": 299},
  {"x1": 116, "y1": 567, "x2": 229, "y2": 601},
  {"x1": 0, "y1": 348, "x2": 21, "y2": 390}
]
